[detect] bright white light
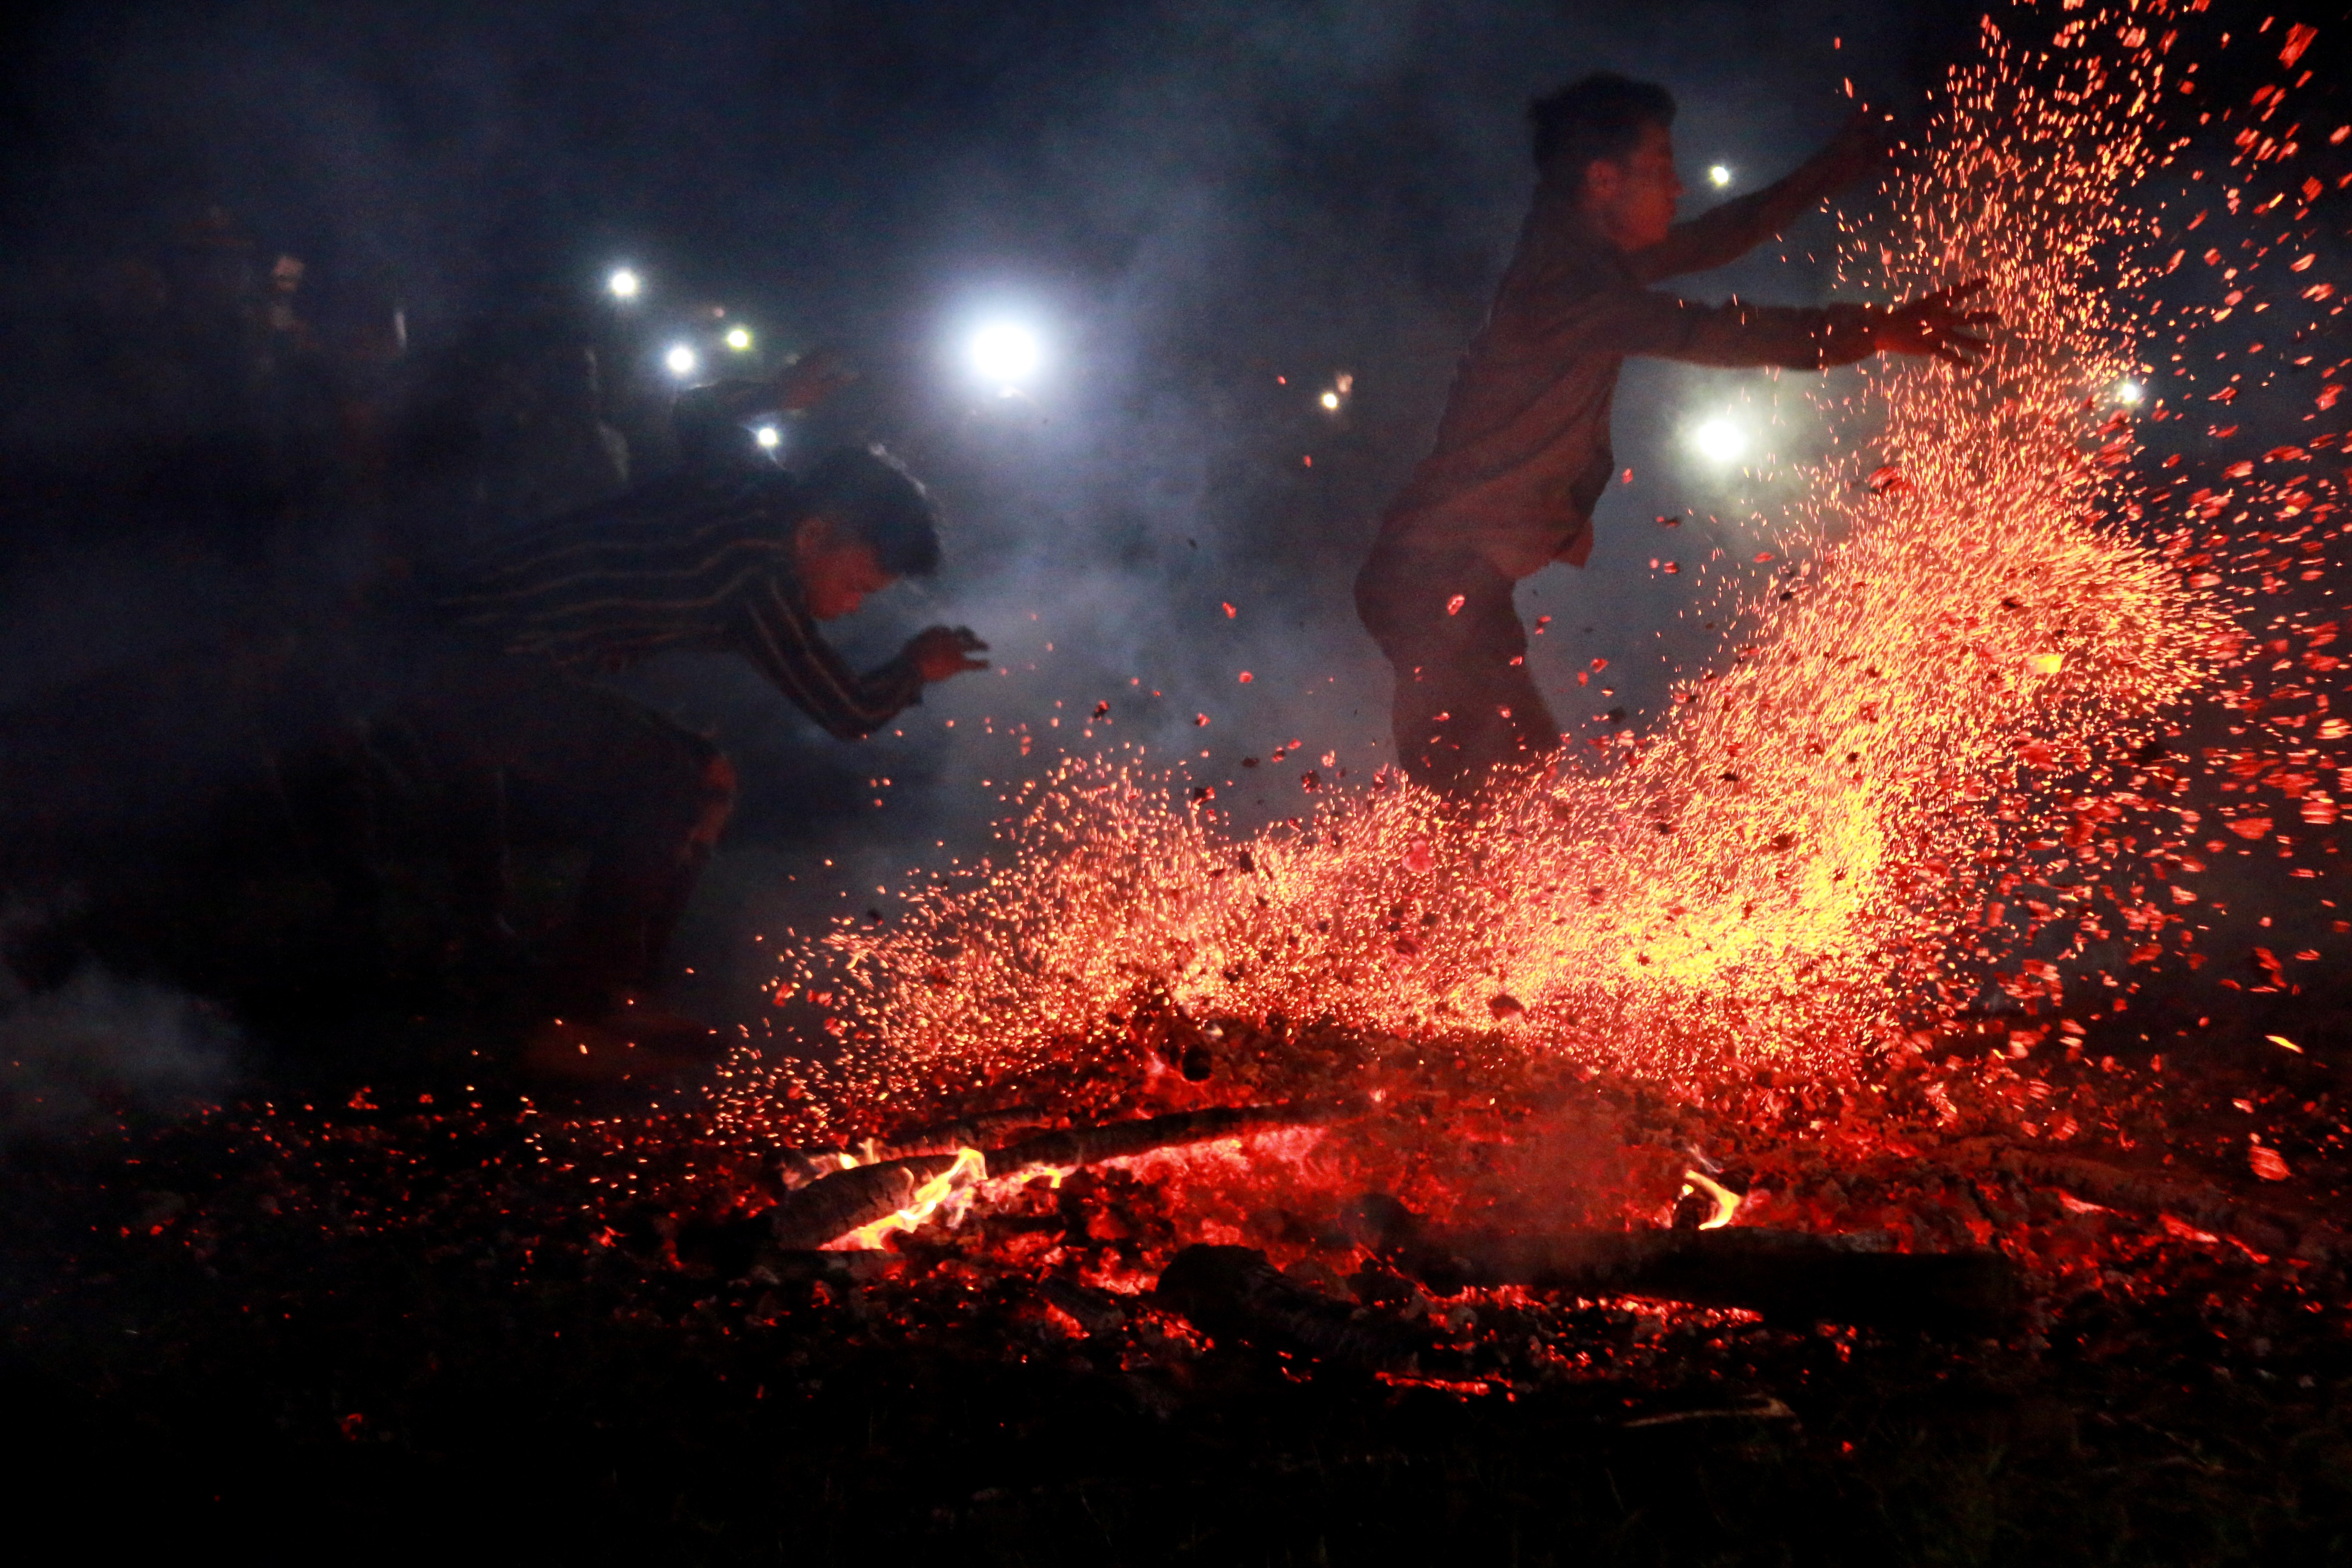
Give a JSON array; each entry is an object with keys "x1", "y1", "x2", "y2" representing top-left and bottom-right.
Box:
[
  {"x1": 2115, "y1": 379, "x2": 2144, "y2": 405},
  {"x1": 725, "y1": 326, "x2": 753, "y2": 351},
  {"x1": 1320, "y1": 390, "x2": 1341, "y2": 410},
  {"x1": 1708, "y1": 164, "x2": 1732, "y2": 187},
  {"x1": 607, "y1": 268, "x2": 641, "y2": 300},
  {"x1": 969, "y1": 322, "x2": 1041, "y2": 389},
  {"x1": 1690, "y1": 416, "x2": 1747, "y2": 464},
  {"x1": 754, "y1": 425, "x2": 781, "y2": 450},
  {"x1": 664, "y1": 343, "x2": 699, "y2": 377}
]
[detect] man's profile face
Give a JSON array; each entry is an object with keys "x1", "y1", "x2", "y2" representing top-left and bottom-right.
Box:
[
  {"x1": 1582, "y1": 121, "x2": 1683, "y2": 251},
  {"x1": 793, "y1": 515, "x2": 898, "y2": 620}
]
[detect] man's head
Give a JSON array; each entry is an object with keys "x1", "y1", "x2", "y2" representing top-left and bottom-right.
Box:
[
  {"x1": 790, "y1": 445, "x2": 943, "y2": 620},
  {"x1": 1529, "y1": 73, "x2": 1682, "y2": 251}
]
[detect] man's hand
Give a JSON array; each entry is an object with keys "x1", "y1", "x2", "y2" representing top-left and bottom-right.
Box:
[
  {"x1": 1872, "y1": 279, "x2": 1998, "y2": 366},
  {"x1": 905, "y1": 625, "x2": 989, "y2": 683},
  {"x1": 771, "y1": 346, "x2": 858, "y2": 413}
]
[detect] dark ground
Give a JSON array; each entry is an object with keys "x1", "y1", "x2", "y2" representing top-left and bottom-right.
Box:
[{"x1": 5, "y1": 983, "x2": 2350, "y2": 1567}]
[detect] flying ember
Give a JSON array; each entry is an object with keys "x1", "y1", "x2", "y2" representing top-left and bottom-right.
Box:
[{"x1": 726, "y1": 2, "x2": 2255, "y2": 1150}]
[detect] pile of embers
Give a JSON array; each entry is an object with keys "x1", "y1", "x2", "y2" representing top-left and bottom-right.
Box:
[
  {"x1": 607, "y1": 1011, "x2": 2352, "y2": 1394},
  {"x1": 17, "y1": 1005, "x2": 2350, "y2": 1557}
]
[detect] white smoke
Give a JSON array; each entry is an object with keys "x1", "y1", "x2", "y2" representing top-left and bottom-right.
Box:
[{"x1": 0, "y1": 965, "x2": 239, "y2": 1142}]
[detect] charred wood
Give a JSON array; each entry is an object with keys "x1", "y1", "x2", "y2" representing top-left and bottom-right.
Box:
[
  {"x1": 987, "y1": 1104, "x2": 1319, "y2": 1174},
  {"x1": 1380, "y1": 1221, "x2": 2019, "y2": 1334},
  {"x1": 1037, "y1": 1275, "x2": 1129, "y2": 1335},
  {"x1": 767, "y1": 1153, "x2": 968, "y2": 1250},
  {"x1": 867, "y1": 1106, "x2": 1049, "y2": 1161},
  {"x1": 772, "y1": 1148, "x2": 859, "y2": 1191},
  {"x1": 767, "y1": 1105, "x2": 1318, "y2": 1250},
  {"x1": 1991, "y1": 1146, "x2": 2349, "y2": 1262},
  {"x1": 1154, "y1": 1244, "x2": 1433, "y2": 1371}
]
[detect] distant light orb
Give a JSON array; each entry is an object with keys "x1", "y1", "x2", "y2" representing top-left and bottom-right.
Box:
[
  {"x1": 2114, "y1": 379, "x2": 2144, "y2": 405},
  {"x1": 1690, "y1": 416, "x2": 1747, "y2": 464},
  {"x1": 1319, "y1": 390, "x2": 1341, "y2": 410},
  {"x1": 753, "y1": 424, "x2": 781, "y2": 450},
  {"x1": 725, "y1": 326, "x2": 753, "y2": 352},
  {"x1": 664, "y1": 343, "x2": 699, "y2": 377},
  {"x1": 969, "y1": 322, "x2": 1041, "y2": 389},
  {"x1": 1708, "y1": 164, "x2": 1732, "y2": 187},
  {"x1": 607, "y1": 268, "x2": 641, "y2": 301}
]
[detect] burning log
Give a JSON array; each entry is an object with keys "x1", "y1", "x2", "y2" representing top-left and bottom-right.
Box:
[
  {"x1": 985, "y1": 1104, "x2": 1321, "y2": 1174},
  {"x1": 868, "y1": 1106, "x2": 1048, "y2": 1161},
  {"x1": 1359, "y1": 1201, "x2": 2018, "y2": 1333},
  {"x1": 768, "y1": 1152, "x2": 976, "y2": 1250},
  {"x1": 773, "y1": 1148, "x2": 861, "y2": 1190},
  {"x1": 1992, "y1": 1146, "x2": 2349, "y2": 1263},
  {"x1": 770, "y1": 1109, "x2": 1046, "y2": 1188},
  {"x1": 767, "y1": 1105, "x2": 1320, "y2": 1250},
  {"x1": 1154, "y1": 1244, "x2": 1433, "y2": 1370},
  {"x1": 1036, "y1": 1275, "x2": 1129, "y2": 1335}
]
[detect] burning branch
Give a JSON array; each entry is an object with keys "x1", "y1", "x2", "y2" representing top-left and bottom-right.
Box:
[
  {"x1": 1155, "y1": 1244, "x2": 1438, "y2": 1372},
  {"x1": 985, "y1": 1104, "x2": 1326, "y2": 1174},
  {"x1": 766, "y1": 1105, "x2": 1323, "y2": 1250},
  {"x1": 1359, "y1": 1200, "x2": 2020, "y2": 1334},
  {"x1": 769, "y1": 1151, "x2": 979, "y2": 1250}
]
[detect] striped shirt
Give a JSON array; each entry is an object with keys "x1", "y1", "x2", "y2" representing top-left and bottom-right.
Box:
[{"x1": 437, "y1": 473, "x2": 924, "y2": 741}]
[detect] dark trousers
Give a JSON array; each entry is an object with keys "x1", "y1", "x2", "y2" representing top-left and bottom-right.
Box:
[
  {"x1": 386, "y1": 645, "x2": 737, "y2": 1002},
  {"x1": 1354, "y1": 545, "x2": 1559, "y2": 793}
]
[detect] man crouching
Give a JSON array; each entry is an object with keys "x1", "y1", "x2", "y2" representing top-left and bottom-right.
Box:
[{"x1": 407, "y1": 432, "x2": 986, "y2": 1069}]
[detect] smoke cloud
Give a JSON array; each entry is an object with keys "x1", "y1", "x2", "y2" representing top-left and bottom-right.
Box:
[{"x1": 0, "y1": 960, "x2": 240, "y2": 1142}]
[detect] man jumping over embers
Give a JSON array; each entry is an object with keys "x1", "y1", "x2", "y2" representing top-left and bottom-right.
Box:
[{"x1": 1357, "y1": 73, "x2": 1992, "y2": 794}]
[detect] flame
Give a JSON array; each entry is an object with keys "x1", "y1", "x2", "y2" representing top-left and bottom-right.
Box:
[
  {"x1": 834, "y1": 1147, "x2": 987, "y2": 1250},
  {"x1": 1679, "y1": 1169, "x2": 1743, "y2": 1231}
]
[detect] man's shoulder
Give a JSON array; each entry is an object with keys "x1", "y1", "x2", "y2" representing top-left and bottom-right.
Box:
[
  {"x1": 557, "y1": 469, "x2": 801, "y2": 542},
  {"x1": 441, "y1": 472, "x2": 799, "y2": 589}
]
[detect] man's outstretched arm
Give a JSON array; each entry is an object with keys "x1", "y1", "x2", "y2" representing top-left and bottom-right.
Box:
[
  {"x1": 1588, "y1": 277, "x2": 1996, "y2": 370},
  {"x1": 1628, "y1": 110, "x2": 1886, "y2": 284},
  {"x1": 735, "y1": 582, "x2": 986, "y2": 741}
]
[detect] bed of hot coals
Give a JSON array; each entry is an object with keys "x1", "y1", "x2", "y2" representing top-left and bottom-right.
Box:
[{"x1": 7, "y1": 994, "x2": 2348, "y2": 1563}]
